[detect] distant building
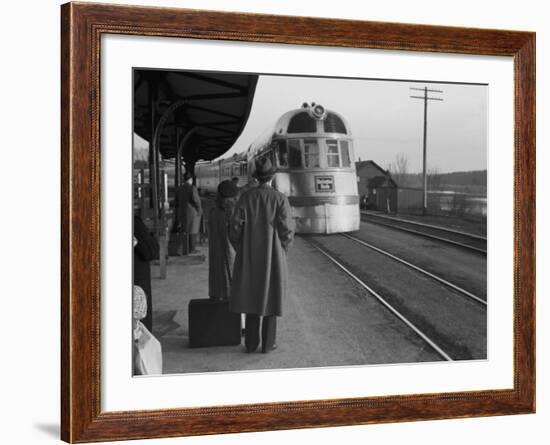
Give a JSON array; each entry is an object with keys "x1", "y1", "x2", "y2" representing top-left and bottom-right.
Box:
[{"x1": 355, "y1": 160, "x2": 398, "y2": 213}]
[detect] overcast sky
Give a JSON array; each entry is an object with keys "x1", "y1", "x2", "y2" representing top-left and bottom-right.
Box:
[{"x1": 223, "y1": 74, "x2": 487, "y2": 174}]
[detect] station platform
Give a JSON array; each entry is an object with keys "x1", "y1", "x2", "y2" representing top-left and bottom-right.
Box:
[{"x1": 150, "y1": 235, "x2": 441, "y2": 375}]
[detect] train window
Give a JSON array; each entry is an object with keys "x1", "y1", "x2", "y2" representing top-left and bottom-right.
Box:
[
  {"x1": 340, "y1": 140, "x2": 351, "y2": 167},
  {"x1": 326, "y1": 139, "x2": 340, "y2": 167},
  {"x1": 303, "y1": 139, "x2": 320, "y2": 168},
  {"x1": 288, "y1": 140, "x2": 302, "y2": 168},
  {"x1": 277, "y1": 140, "x2": 289, "y2": 168},
  {"x1": 324, "y1": 113, "x2": 347, "y2": 134},
  {"x1": 288, "y1": 112, "x2": 317, "y2": 133},
  {"x1": 261, "y1": 150, "x2": 276, "y2": 169}
]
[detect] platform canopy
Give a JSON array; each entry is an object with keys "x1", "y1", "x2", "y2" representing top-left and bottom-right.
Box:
[{"x1": 133, "y1": 69, "x2": 258, "y2": 165}]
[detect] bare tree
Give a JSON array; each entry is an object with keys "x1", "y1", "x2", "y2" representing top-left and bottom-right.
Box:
[
  {"x1": 388, "y1": 153, "x2": 409, "y2": 187},
  {"x1": 427, "y1": 166, "x2": 442, "y2": 190}
]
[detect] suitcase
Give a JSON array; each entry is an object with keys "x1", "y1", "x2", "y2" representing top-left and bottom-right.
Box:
[{"x1": 188, "y1": 299, "x2": 241, "y2": 348}]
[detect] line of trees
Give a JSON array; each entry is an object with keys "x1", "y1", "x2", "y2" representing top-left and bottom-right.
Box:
[{"x1": 387, "y1": 153, "x2": 487, "y2": 193}]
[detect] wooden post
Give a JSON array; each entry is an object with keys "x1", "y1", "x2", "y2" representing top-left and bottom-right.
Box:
[
  {"x1": 149, "y1": 77, "x2": 160, "y2": 238},
  {"x1": 138, "y1": 169, "x2": 145, "y2": 220},
  {"x1": 409, "y1": 86, "x2": 443, "y2": 216},
  {"x1": 422, "y1": 86, "x2": 428, "y2": 215},
  {"x1": 151, "y1": 100, "x2": 188, "y2": 270},
  {"x1": 175, "y1": 128, "x2": 181, "y2": 190},
  {"x1": 158, "y1": 169, "x2": 169, "y2": 279}
]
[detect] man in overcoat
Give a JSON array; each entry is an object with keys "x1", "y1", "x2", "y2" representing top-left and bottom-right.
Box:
[
  {"x1": 174, "y1": 172, "x2": 203, "y2": 254},
  {"x1": 229, "y1": 157, "x2": 294, "y2": 353}
]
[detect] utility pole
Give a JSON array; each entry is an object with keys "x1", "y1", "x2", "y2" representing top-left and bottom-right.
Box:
[{"x1": 410, "y1": 86, "x2": 443, "y2": 215}]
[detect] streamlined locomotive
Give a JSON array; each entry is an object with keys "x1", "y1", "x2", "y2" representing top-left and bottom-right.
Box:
[{"x1": 195, "y1": 102, "x2": 360, "y2": 234}]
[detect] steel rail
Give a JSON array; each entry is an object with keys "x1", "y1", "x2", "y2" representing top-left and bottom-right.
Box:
[
  {"x1": 342, "y1": 233, "x2": 487, "y2": 307},
  {"x1": 361, "y1": 211, "x2": 487, "y2": 240},
  {"x1": 310, "y1": 241, "x2": 453, "y2": 362},
  {"x1": 361, "y1": 217, "x2": 487, "y2": 254}
]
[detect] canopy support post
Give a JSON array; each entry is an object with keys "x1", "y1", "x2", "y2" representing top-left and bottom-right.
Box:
[{"x1": 152, "y1": 100, "x2": 188, "y2": 278}]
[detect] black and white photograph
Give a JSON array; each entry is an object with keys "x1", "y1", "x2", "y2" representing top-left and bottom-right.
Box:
[
  {"x1": 132, "y1": 68, "x2": 488, "y2": 376},
  {"x1": 4, "y1": 0, "x2": 546, "y2": 443}
]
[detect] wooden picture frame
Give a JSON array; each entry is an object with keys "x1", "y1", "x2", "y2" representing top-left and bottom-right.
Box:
[{"x1": 61, "y1": 2, "x2": 535, "y2": 442}]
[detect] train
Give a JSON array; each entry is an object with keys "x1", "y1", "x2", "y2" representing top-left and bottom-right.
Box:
[{"x1": 195, "y1": 102, "x2": 360, "y2": 234}]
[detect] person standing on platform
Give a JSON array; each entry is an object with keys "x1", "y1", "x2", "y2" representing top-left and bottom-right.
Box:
[
  {"x1": 175, "y1": 172, "x2": 202, "y2": 254},
  {"x1": 134, "y1": 214, "x2": 159, "y2": 332},
  {"x1": 229, "y1": 157, "x2": 294, "y2": 353},
  {"x1": 230, "y1": 176, "x2": 241, "y2": 200},
  {"x1": 208, "y1": 180, "x2": 238, "y2": 301}
]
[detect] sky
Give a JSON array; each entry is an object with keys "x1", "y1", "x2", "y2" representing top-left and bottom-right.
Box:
[{"x1": 222, "y1": 74, "x2": 487, "y2": 174}]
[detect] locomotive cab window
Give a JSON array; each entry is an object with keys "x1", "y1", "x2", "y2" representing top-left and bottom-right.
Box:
[
  {"x1": 288, "y1": 139, "x2": 303, "y2": 168},
  {"x1": 303, "y1": 139, "x2": 320, "y2": 168},
  {"x1": 270, "y1": 150, "x2": 277, "y2": 167},
  {"x1": 261, "y1": 150, "x2": 276, "y2": 169},
  {"x1": 326, "y1": 139, "x2": 340, "y2": 167},
  {"x1": 277, "y1": 140, "x2": 289, "y2": 168},
  {"x1": 340, "y1": 140, "x2": 351, "y2": 167}
]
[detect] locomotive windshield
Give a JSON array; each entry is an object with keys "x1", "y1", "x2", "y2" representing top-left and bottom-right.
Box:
[
  {"x1": 303, "y1": 139, "x2": 320, "y2": 168},
  {"x1": 340, "y1": 140, "x2": 351, "y2": 167},
  {"x1": 326, "y1": 140, "x2": 340, "y2": 167},
  {"x1": 274, "y1": 138, "x2": 352, "y2": 169},
  {"x1": 276, "y1": 141, "x2": 289, "y2": 168},
  {"x1": 287, "y1": 140, "x2": 302, "y2": 168}
]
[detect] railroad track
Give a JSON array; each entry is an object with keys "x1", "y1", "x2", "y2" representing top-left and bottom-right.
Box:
[
  {"x1": 342, "y1": 233, "x2": 486, "y2": 306},
  {"x1": 360, "y1": 211, "x2": 487, "y2": 254},
  {"x1": 304, "y1": 234, "x2": 487, "y2": 362},
  {"x1": 308, "y1": 239, "x2": 453, "y2": 362}
]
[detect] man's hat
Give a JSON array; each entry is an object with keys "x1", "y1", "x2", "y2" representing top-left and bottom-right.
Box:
[
  {"x1": 252, "y1": 156, "x2": 276, "y2": 181},
  {"x1": 217, "y1": 180, "x2": 238, "y2": 198}
]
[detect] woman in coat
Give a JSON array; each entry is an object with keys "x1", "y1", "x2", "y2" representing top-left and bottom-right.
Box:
[
  {"x1": 229, "y1": 157, "x2": 294, "y2": 353},
  {"x1": 208, "y1": 180, "x2": 238, "y2": 301}
]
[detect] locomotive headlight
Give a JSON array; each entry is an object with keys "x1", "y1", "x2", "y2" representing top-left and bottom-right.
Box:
[{"x1": 311, "y1": 104, "x2": 326, "y2": 119}]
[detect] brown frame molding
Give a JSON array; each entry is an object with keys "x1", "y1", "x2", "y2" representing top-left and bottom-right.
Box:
[{"x1": 61, "y1": 2, "x2": 535, "y2": 442}]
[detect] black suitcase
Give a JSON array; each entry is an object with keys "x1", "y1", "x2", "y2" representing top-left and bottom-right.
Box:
[{"x1": 188, "y1": 299, "x2": 241, "y2": 348}]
